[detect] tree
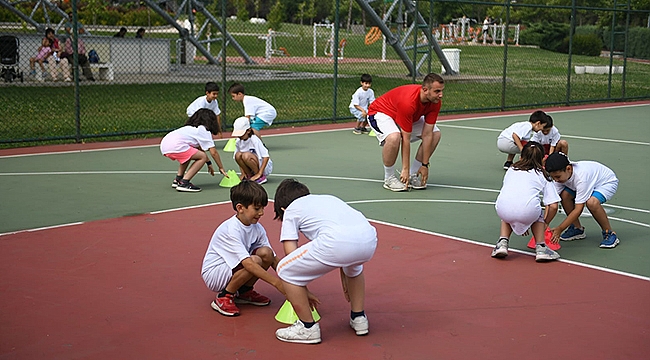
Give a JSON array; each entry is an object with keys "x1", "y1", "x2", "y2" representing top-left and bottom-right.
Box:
[
  {"x1": 268, "y1": 0, "x2": 285, "y2": 30},
  {"x1": 235, "y1": 0, "x2": 249, "y2": 22}
]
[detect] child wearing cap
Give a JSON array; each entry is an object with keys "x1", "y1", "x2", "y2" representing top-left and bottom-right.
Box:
[
  {"x1": 544, "y1": 152, "x2": 620, "y2": 248},
  {"x1": 497, "y1": 110, "x2": 552, "y2": 170},
  {"x1": 231, "y1": 117, "x2": 273, "y2": 184}
]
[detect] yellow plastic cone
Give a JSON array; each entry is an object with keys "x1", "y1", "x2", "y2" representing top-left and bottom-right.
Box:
[
  {"x1": 219, "y1": 170, "x2": 241, "y2": 188},
  {"x1": 368, "y1": 129, "x2": 376, "y2": 136},
  {"x1": 223, "y1": 138, "x2": 236, "y2": 152},
  {"x1": 275, "y1": 300, "x2": 321, "y2": 324}
]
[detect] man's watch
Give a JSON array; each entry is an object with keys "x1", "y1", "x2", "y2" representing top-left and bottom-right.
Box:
[{"x1": 421, "y1": 163, "x2": 429, "y2": 168}]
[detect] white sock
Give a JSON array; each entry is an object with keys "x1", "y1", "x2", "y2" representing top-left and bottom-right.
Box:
[
  {"x1": 384, "y1": 165, "x2": 395, "y2": 180},
  {"x1": 410, "y1": 159, "x2": 422, "y2": 174}
]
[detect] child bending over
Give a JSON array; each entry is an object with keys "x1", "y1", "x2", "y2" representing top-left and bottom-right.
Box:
[{"x1": 497, "y1": 110, "x2": 551, "y2": 169}]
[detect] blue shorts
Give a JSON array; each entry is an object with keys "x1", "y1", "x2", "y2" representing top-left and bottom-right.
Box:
[
  {"x1": 250, "y1": 117, "x2": 268, "y2": 131},
  {"x1": 350, "y1": 107, "x2": 366, "y2": 122},
  {"x1": 563, "y1": 188, "x2": 607, "y2": 204}
]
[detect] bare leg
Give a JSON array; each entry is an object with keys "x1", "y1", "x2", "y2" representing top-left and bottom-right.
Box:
[
  {"x1": 345, "y1": 272, "x2": 365, "y2": 313},
  {"x1": 500, "y1": 220, "x2": 513, "y2": 239},
  {"x1": 586, "y1": 197, "x2": 613, "y2": 232},
  {"x1": 555, "y1": 140, "x2": 569, "y2": 155},
  {"x1": 382, "y1": 132, "x2": 401, "y2": 167},
  {"x1": 561, "y1": 190, "x2": 582, "y2": 228},
  {"x1": 182, "y1": 152, "x2": 208, "y2": 181},
  {"x1": 531, "y1": 221, "x2": 546, "y2": 245},
  {"x1": 283, "y1": 282, "x2": 313, "y2": 322}
]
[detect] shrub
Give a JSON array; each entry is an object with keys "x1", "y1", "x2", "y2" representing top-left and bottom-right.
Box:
[
  {"x1": 519, "y1": 22, "x2": 570, "y2": 52},
  {"x1": 568, "y1": 33, "x2": 602, "y2": 56}
]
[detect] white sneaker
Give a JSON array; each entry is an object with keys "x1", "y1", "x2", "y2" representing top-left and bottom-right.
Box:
[
  {"x1": 276, "y1": 321, "x2": 321, "y2": 344},
  {"x1": 383, "y1": 175, "x2": 408, "y2": 192},
  {"x1": 535, "y1": 244, "x2": 560, "y2": 262},
  {"x1": 491, "y1": 238, "x2": 508, "y2": 258},
  {"x1": 408, "y1": 173, "x2": 427, "y2": 190},
  {"x1": 350, "y1": 315, "x2": 369, "y2": 336}
]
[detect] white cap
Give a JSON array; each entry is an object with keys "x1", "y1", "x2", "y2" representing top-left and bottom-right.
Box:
[{"x1": 231, "y1": 116, "x2": 250, "y2": 137}]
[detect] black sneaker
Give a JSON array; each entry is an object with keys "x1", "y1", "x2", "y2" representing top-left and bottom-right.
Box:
[
  {"x1": 503, "y1": 161, "x2": 513, "y2": 170},
  {"x1": 176, "y1": 181, "x2": 201, "y2": 192},
  {"x1": 352, "y1": 127, "x2": 362, "y2": 135},
  {"x1": 171, "y1": 176, "x2": 183, "y2": 188}
]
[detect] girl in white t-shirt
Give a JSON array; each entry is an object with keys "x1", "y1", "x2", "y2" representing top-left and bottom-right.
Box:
[
  {"x1": 492, "y1": 141, "x2": 562, "y2": 262},
  {"x1": 231, "y1": 117, "x2": 273, "y2": 185},
  {"x1": 273, "y1": 179, "x2": 377, "y2": 344},
  {"x1": 160, "y1": 109, "x2": 227, "y2": 192}
]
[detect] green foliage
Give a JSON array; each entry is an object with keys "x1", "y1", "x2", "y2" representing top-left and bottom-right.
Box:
[
  {"x1": 563, "y1": 33, "x2": 602, "y2": 56},
  {"x1": 235, "y1": 0, "x2": 250, "y2": 22},
  {"x1": 627, "y1": 27, "x2": 650, "y2": 60},
  {"x1": 268, "y1": 0, "x2": 285, "y2": 31},
  {"x1": 519, "y1": 22, "x2": 570, "y2": 52}
]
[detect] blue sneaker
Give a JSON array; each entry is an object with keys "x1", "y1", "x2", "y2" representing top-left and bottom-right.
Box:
[
  {"x1": 600, "y1": 230, "x2": 620, "y2": 248},
  {"x1": 560, "y1": 224, "x2": 586, "y2": 241}
]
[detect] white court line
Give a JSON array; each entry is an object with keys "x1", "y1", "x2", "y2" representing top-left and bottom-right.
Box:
[
  {"x1": 2, "y1": 103, "x2": 647, "y2": 159},
  {"x1": 438, "y1": 124, "x2": 650, "y2": 146}
]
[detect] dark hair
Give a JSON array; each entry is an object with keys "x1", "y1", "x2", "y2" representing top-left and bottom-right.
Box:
[
  {"x1": 45, "y1": 28, "x2": 54, "y2": 36},
  {"x1": 185, "y1": 108, "x2": 219, "y2": 135},
  {"x1": 512, "y1": 141, "x2": 547, "y2": 177},
  {"x1": 545, "y1": 152, "x2": 571, "y2": 173},
  {"x1": 360, "y1": 73, "x2": 372, "y2": 83},
  {"x1": 529, "y1": 110, "x2": 552, "y2": 128},
  {"x1": 228, "y1": 83, "x2": 245, "y2": 95},
  {"x1": 205, "y1": 82, "x2": 219, "y2": 93},
  {"x1": 422, "y1": 73, "x2": 444, "y2": 87},
  {"x1": 273, "y1": 179, "x2": 310, "y2": 220},
  {"x1": 137, "y1": 28, "x2": 145, "y2": 34},
  {"x1": 231, "y1": 180, "x2": 268, "y2": 211}
]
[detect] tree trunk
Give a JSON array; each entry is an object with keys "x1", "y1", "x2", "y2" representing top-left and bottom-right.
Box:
[{"x1": 347, "y1": 0, "x2": 353, "y2": 31}]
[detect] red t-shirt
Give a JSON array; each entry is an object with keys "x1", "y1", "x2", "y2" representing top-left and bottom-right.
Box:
[{"x1": 368, "y1": 84, "x2": 441, "y2": 132}]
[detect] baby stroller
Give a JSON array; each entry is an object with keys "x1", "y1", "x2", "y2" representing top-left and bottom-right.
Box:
[{"x1": 0, "y1": 35, "x2": 24, "y2": 83}]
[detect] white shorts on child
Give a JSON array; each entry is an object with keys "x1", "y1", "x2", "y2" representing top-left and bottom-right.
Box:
[
  {"x1": 202, "y1": 263, "x2": 232, "y2": 292},
  {"x1": 497, "y1": 137, "x2": 521, "y2": 154},
  {"x1": 371, "y1": 113, "x2": 440, "y2": 145},
  {"x1": 277, "y1": 241, "x2": 375, "y2": 287}
]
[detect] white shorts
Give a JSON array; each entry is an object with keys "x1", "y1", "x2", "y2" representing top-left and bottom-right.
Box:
[
  {"x1": 370, "y1": 113, "x2": 439, "y2": 145},
  {"x1": 497, "y1": 137, "x2": 520, "y2": 154},
  {"x1": 262, "y1": 159, "x2": 273, "y2": 176},
  {"x1": 202, "y1": 262, "x2": 232, "y2": 292},
  {"x1": 495, "y1": 202, "x2": 544, "y2": 236},
  {"x1": 276, "y1": 241, "x2": 375, "y2": 287}
]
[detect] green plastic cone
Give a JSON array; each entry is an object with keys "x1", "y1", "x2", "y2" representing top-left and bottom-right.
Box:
[
  {"x1": 368, "y1": 129, "x2": 376, "y2": 136},
  {"x1": 223, "y1": 138, "x2": 237, "y2": 152},
  {"x1": 219, "y1": 170, "x2": 241, "y2": 188},
  {"x1": 275, "y1": 300, "x2": 321, "y2": 324}
]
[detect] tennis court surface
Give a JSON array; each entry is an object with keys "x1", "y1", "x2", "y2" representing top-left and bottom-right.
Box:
[{"x1": 1, "y1": 102, "x2": 649, "y2": 359}]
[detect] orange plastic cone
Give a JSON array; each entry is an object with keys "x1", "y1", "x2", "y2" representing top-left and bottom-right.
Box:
[{"x1": 527, "y1": 228, "x2": 561, "y2": 250}]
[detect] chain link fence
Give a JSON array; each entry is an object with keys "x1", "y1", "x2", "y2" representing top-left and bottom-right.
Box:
[{"x1": 1, "y1": 0, "x2": 649, "y2": 147}]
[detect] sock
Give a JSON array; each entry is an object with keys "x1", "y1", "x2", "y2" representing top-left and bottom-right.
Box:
[
  {"x1": 237, "y1": 285, "x2": 253, "y2": 295},
  {"x1": 410, "y1": 159, "x2": 422, "y2": 174},
  {"x1": 384, "y1": 165, "x2": 395, "y2": 180},
  {"x1": 175, "y1": 175, "x2": 183, "y2": 181},
  {"x1": 218, "y1": 289, "x2": 235, "y2": 298},
  {"x1": 301, "y1": 320, "x2": 316, "y2": 329},
  {"x1": 537, "y1": 243, "x2": 547, "y2": 248},
  {"x1": 351, "y1": 310, "x2": 365, "y2": 320}
]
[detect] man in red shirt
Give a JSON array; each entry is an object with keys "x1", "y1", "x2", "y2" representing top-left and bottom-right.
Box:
[{"x1": 368, "y1": 73, "x2": 444, "y2": 191}]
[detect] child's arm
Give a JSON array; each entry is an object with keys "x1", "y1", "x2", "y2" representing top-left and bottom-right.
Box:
[
  {"x1": 551, "y1": 203, "x2": 585, "y2": 242},
  {"x1": 216, "y1": 114, "x2": 223, "y2": 138},
  {"x1": 544, "y1": 202, "x2": 559, "y2": 227},
  {"x1": 511, "y1": 133, "x2": 524, "y2": 151},
  {"x1": 240, "y1": 257, "x2": 285, "y2": 295},
  {"x1": 207, "y1": 148, "x2": 228, "y2": 176},
  {"x1": 250, "y1": 157, "x2": 270, "y2": 181},
  {"x1": 282, "y1": 240, "x2": 298, "y2": 256},
  {"x1": 354, "y1": 104, "x2": 367, "y2": 118}
]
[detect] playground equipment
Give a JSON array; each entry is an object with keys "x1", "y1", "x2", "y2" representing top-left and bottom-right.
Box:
[
  {"x1": 365, "y1": 27, "x2": 382, "y2": 45},
  {"x1": 313, "y1": 23, "x2": 346, "y2": 60},
  {"x1": 260, "y1": 29, "x2": 291, "y2": 62}
]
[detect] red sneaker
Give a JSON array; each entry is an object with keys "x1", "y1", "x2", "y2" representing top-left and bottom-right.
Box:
[
  {"x1": 235, "y1": 289, "x2": 271, "y2": 306},
  {"x1": 211, "y1": 293, "x2": 240, "y2": 316}
]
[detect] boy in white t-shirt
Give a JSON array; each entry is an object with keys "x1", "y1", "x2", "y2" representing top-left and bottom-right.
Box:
[
  {"x1": 497, "y1": 110, "x2": 552, "y2": 170},
  {"x1": 273, "y1": 179, "x2": 378, "y2": 344},
  {"x1": 228, "y1": 83, "x2": 277, "y2": 139},
  {"x1": 186, "y1": 82, "x2": 223, "y2": 138},
  {"x1": 231, "y1": 117, "x2": 273, "y2": 185},
  {"x1": 545, "y1": 152, "x2": 620, "y2": 248},
  {"x1": 349, "y1": 73, "x2": 375, "y2": 134},
  {"x1": 530, "y1": 114, "x2": 569, "y2": 157},
  {"x1": 160, "y1": 109, "x2": 227, "y2": 192},
  {"x1": 201, "y1": 180, "x2": 285, "y2": 317}
]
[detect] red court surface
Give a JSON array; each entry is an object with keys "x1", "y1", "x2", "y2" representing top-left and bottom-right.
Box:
[{"x1": 1, "y1": 203, "x2": 648, "y2": 360}]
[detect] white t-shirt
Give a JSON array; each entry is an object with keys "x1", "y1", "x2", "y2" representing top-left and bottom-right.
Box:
[
  {"x1": 531, "y1": 126, "x2": 561, "y2": 146},
  {"x1": 349, "y1": 87, "x2": 375, "y2": 111},
  {"x1": 243, "y1": 95, "x2": 276, "y2": 125},
  {"x1": 159, "y1": 125, "x2": 214, "y2": 154},
  {"x1": 201, "y1": 215, "x2": 272, "y2": 274},
  {"x1": 553, "y1": 161, "x2": 618, "y2": 204},
  {"x1": 280, "y1": 194, "x2": 377, "y2": 267},
  {"x1": 498, "y1": 121, "x2": 534, "y2": 142},
  {"x1": 235, "y1": 135, "x2": 273, "y2": 176},
  {"x1": 186, "y1": 95, "x2": 221, "y2": 117},
  {"x1": 495, "y1": 168, "x2": 561, "y2": 235}
]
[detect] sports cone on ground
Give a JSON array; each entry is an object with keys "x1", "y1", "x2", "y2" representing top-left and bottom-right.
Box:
[{"x1": 275, "y1": 300, "x2": 321, "y2": 324}]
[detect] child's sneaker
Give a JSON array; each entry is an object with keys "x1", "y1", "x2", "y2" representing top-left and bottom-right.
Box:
[
  {"x1": 276, "y1": 321, "x2": 321, "y2": 344},
  {"x1": 408, "y1": 173, "x2": 427, "y2": 190},
  {"x1": 352, "y1": 127, "x2": 362, "y2": 135},
  {"x1": 503, "y1": 161, "x2": 513, "y2": 170},
  {"x1": 176, "y1": 180, "x2": 201, "y2": 192},
  {"x1": 560, "y1": 224, "x2": 586, "y2": 241},
  {"x1": 600, "y1": 230, "x2": 620, "y2": 248},
  {"x1": 491, "y1": 238, "x2": 508, "y2": 258},
  {"x1": 383, "y1": 175, "x2": 408, "y2": 192},
  {"x1": 535, "y1": 244, "x2": 560, "y2": 262},
  {"x1": 360, "y1": 127, "x2": 370, "y2": 133},
  {"x1": 255, "y1": 175, "x2": 267, "y2": 184},
  {"x1": 171, "y1": 177, "x2": 182, "y2": 188},
  {"x1": 235, "y1": 289, "x2": 271, "y2": 306},
  {"x1": 211, "y1": 293, "x2": 240, "y2": 316},
  {"x1": 350, "y1": 315, "x2": 369, "y2": 336}
]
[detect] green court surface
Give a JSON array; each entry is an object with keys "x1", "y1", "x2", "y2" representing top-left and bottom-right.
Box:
[{"x1": 0, "y1": 103, "x2": 648, "y2": 278}]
